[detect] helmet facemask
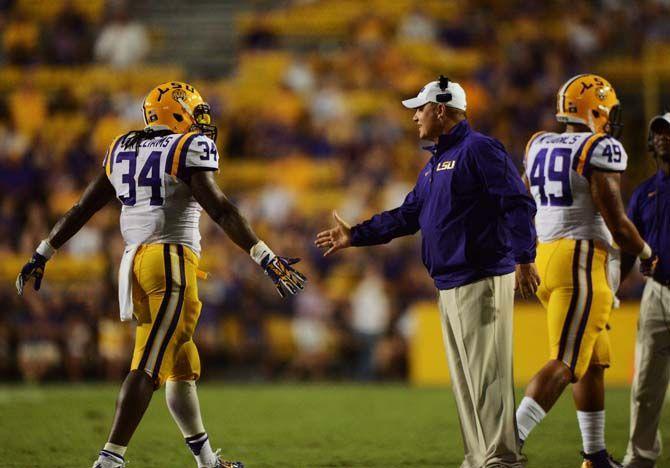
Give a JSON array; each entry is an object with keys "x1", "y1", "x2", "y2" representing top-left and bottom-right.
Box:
[
  {"x1": 191, "y1": 103, "x2": 218, "y2": 142},
  {"x1": 174, "y1": 96, "x2": 217, "y2": 142},
  {"x1": 604, "y1": 104, "x2": 622, "y2": 139}
]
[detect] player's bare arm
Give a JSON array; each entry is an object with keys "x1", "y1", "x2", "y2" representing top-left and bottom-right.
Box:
[
  {"x1": 189, "y1": 170, "x2": 259, "y2": 251},
  {"x1": 16, "y1": 171, "x2": 116, "y2": 295},
  {"x1": 189, "y1": 170, "x2": 306, "y2": 297},
  {"x1": 314, "y1": 211, "x2": 352, "y2": 256},
  {"x1": 619, "y1": 252, "x2": 637, "y2": 283},
  {"x1": 590, "y1": 170, "x2": 654, "y2": 261},
  {"x1": 49, "y1": 171, "x2": 117, "y2": 248}
]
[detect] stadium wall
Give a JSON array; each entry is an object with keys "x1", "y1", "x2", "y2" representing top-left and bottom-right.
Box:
[{"x1": 410, "y1": 301, "x2": 639, "y2": 387}]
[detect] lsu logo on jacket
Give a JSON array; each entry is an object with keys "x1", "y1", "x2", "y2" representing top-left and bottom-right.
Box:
[{"x1": 436, "y1": 160, "x2": 456, "y2": 171}]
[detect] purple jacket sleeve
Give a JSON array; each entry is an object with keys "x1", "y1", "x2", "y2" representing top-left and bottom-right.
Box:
[
  {"x1": 350, "y1": 185, "x2": 423, "y2": 246},
  {"x1": 475, "y1": 138, "x2": 538, "y2": 263}
]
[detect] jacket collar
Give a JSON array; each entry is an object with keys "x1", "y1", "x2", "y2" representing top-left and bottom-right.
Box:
[{"x1": 423, "y1": 120, "x2": 470, "y2": 155}]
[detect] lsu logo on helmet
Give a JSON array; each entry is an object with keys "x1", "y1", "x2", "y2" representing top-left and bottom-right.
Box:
[
  {"x1": 556, "y1": 74, "x2": 622, "y2": 138},
  {"x1": 142, "y1": 81, "x2": 217, "y2": 141}
]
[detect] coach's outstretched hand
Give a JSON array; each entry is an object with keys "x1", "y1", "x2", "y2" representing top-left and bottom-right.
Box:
[
  {"x1": 315, "y1": 211, "x2": 352, "y2": 257},
  {"x1": 16, "y1": 253, "x2": 48, "y2": 296}
]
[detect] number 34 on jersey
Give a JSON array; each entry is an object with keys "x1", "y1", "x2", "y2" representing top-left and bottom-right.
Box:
[{"x1": 103, "y1": 131, "x2": 219, "y2": 208}]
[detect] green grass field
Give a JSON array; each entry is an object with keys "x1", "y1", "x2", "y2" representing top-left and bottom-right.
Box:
[{"x1": 0, "y1": 384, "x2": 668, "y2": 468}]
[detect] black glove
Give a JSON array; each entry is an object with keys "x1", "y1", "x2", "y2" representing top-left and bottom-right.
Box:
[
  {"x1": 640, "y1": 254, "x2": 659, "y2": 277},
  {"x1": 261, "y1": 255, "x2": 307, "y2": 298},
  {"x1": 16, "y1": 252, "x2": 47, "y2": 296}
]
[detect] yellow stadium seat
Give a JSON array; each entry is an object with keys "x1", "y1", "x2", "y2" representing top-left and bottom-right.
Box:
[
  {"x1": 235, "y1": 52, "x2": 292, "y2": 87},
  {"x1": 2, "y1": 17, "x2": 39, "y2": 54},
  {"x1": 41, "y1": 114, "x2": 89, "y2": 157},
  {"x1": 8, "y1": 85, "x2": 47, "y2": 140},
  {"x1": 219, "y1": 316, "x2": 243, "y2": 353},
  {"x1": 264, "y1": 315, "x2": 296, "y2": 361},
  {"x1": 395, "y1": 42, "x2": 483, "y2": 75},
  {"x1": 0, "y1": 253, "x2": 106, "y2": 282},
  {"x1": 90, "y1": 115, "x2": 133, "y2": 157},
  {"x1": 16, "y1": 0, "x2": 104, "y2": 24}
]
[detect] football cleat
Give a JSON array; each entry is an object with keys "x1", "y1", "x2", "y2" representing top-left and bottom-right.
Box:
[
  {"x1": 213, "y1": 449, "x2": 244, "y2": 468},
  {"x1": 215, "y1": 461, "x2": 244, "y2": 468},
  {"x1": 581, "y1": 450, "x2": 623, "y2": 468}
]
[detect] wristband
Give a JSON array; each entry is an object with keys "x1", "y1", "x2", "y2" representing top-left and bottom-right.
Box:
[
  {"x1": 36, "y1": 240, "x2": 56, "y2": 260},
  {"x1": 639, "y1": 242, "x2": 652, "y2": 260},
  {"x1": 250, "y1": 240, "x2": 275, "y2": 265}
]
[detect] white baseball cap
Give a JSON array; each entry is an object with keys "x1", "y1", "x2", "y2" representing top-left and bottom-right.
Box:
[{"x1": 401, "y1": 78, "x2": 467, "y2": 111}]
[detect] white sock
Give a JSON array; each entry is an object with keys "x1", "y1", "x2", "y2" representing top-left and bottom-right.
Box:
[
  {"x1": 516, "y1": 397, "x2": 546, "y2": 442},
  {"x1": 577, "y1": 410, "x2": 606, "y2": 454},
  {"x1": 166, "y1": 380, "x2": 216, "y2": 467},
  {"x1": 103, "y1": 442, "x2": 127, "y2": 457},
  {"x1": 96, "y1": 444, "x2": 126, "y2": 467},
  {"x1": 185, "y1": 432, "x2": 217, "y2": 467}
]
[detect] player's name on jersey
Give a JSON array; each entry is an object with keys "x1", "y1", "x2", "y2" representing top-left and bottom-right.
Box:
[
  {"x1": 138, "y1": 135, "x2": 174, "y2": 148},
  {"x1": 542, "y1": 134, "x2": 582, "y2": 145}
]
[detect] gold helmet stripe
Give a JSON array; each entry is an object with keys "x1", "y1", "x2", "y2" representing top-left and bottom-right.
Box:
[
  {"x1": 558, "y1": 74, "x2": 589, "y2": 114},
  {"x1": 170, "y1": 131, "x2": 199, "y2": 177},
  {"x1": 175, "y1": 97, "x2": 196, "y2": 124},
  {"x1": 575, "y1": 132, "x2": 607, "y2": 175}
]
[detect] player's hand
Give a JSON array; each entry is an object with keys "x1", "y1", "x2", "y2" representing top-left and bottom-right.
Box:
[
  {"x1": 315, "y1": 211, "x2": 352, "y2": 257},
  {"x1": 640, "y1": 254, "x2": 659, "y2": 277},
  {"x1": 515, "y1": 263, "x2": 540, "y2": 299},
  {"x1": 16, "y1": 252, "x2": 48, "y2": 296},
  {"x1": 261, "y1": 255, "x2": 307, "y2": 298}
]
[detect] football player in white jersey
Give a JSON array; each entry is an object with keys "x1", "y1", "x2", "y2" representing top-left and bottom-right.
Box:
[
  {"x1": 515, "y1": 74, "x2": 654, "y2": 468},
  {"x1": 15, "y1": 82, "x2": 306, "y2": 468}
]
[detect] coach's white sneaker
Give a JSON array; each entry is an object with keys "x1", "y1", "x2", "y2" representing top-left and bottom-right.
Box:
[{"x1": 91, "y1": 450, "x2": 127, "y2": 468}]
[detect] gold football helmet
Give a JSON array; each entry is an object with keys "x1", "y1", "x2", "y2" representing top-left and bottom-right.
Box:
[
  {"x1": 142, "y1": 81, "x2": 217, "y2": 141},
  {"x1": 556, "y1": 74, "x2": 622, "y2": 138}
]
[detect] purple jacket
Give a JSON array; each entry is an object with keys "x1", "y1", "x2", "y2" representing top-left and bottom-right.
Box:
[
  {"x1": 627, "y1": 170, "x2": 670, "y2": 283},
  {"x1": 351, "y1": 120, "x2": 537, "y2": 290}
]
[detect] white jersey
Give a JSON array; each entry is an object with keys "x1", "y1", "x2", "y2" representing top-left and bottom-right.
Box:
[
  {"x1": 103, "y1": 130, "x2": 219, "y2": 255},
  {"x1": 524, "y1": 131, "x2": 627, "y2": 246}
]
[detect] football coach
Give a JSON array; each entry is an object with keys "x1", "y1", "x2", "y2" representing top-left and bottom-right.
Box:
[
  {"x1": 315, "y1": 76, "x2": 539, "y2": 468},
  {"x1": 621, "y1": 112, "x2": 669, "y2": 468}
]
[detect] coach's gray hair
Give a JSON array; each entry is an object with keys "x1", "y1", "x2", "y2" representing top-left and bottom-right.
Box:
[{"x1": 444, "y1": 106, "x2": 466, "y2": 120}]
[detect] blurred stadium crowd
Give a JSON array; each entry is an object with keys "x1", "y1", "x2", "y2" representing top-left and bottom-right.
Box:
[{"x1": 0, "y1": 0, "x2": 669, "y2": 383}]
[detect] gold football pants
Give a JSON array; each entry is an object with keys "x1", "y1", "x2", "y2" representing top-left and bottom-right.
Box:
[
  {"x1": 130, "y1": 243, "x2": 202, "y2": 386},
  {"x1": 536, "y1": 238, "x2": 612, "y2": 381}
]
